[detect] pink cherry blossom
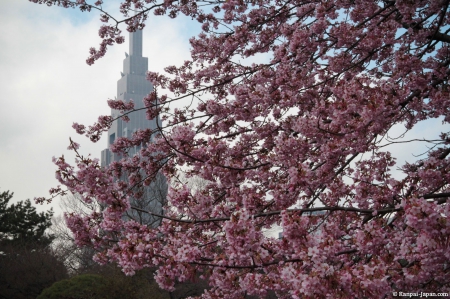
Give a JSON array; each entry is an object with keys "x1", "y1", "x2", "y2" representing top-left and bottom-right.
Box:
[{"x1": 32, "y1": 0, "x2": 450, "y2": 297}]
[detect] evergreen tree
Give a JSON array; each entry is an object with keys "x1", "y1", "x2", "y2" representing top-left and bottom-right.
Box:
[
  {"x1": 0, "y1": 190, "x2": 53, "y2": 248},
  {"x1": 0, "y1": 190, "x2": 67, "y2": 299}
]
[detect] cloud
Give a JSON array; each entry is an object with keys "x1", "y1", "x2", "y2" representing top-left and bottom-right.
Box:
[
  {"x1": 384, "y1": 118, "x2": 450, "y2": 179},
  {"x1": 0, "y1": 0, "x2": 194, "y2": 213}
]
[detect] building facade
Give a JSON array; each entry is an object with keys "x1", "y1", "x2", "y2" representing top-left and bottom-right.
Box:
[
  {"x1": 101, "y1": 30, "x2": 166, "y2": 226},
  {"x1": 101, "y1": 30, "x2": 161, "y2": 166}
]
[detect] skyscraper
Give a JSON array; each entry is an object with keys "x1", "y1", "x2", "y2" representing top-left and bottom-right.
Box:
[
  {"x1": 101, "y1": 30, "x2": 166, "y2": 226},
  {"x1": 101, "y1": 29, "x2": 160, "y2": 166}
]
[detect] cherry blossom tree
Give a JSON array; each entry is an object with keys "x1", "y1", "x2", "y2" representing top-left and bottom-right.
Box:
[{"x1": 32, "y1": 0, "x2": 450, "y2": 297}]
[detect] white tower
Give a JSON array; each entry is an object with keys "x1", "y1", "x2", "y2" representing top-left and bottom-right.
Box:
[{"x1": 101, "y1": 30, "x2": 166, "y2": 227}]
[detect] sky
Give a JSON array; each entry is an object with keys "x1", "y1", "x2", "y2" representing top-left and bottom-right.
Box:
[
  {"x1": 0, "y1": 0, "x2": 197, "y2": 213},
  {"x1": 0, "y1": 1, "x2": 448, "y2": 217}
]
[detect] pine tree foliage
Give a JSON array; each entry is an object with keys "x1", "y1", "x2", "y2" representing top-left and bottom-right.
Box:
[
  {"x1": 0, "y1": 190, "x2": 66, "y2": 299},
  {"x1": 0, "y1": 190, "x2": 53, "y2": 247}
]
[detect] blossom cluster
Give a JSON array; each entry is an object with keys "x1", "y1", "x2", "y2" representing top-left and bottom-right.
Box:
[{"x1": 32, "y1": 0, "x2": 450, "y2": 298}]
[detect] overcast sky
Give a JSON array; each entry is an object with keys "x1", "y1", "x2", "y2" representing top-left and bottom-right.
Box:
[
  {"x1": 1, "y1": 1, "x2": 448, "y2": 217},
  {"x1": 0, "y1": 0, "x2": 196, "y2": 213}
]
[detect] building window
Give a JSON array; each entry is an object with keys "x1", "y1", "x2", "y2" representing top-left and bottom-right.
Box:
[
  {"x1": 123, "y1": 127, "x2": 129, "y2": 138},
  {"x1": 109, "y1": 133, "x2": 116, "y2": 145}
]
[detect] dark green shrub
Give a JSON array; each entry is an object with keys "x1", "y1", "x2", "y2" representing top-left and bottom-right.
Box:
[{"x1": 38, "y1": 274, "x2": 115, "y2": 299}]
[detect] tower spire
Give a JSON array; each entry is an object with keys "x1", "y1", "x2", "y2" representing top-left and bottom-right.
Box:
[{"x1": 129, "y1": 30, "x2": 143, "y2": 57}]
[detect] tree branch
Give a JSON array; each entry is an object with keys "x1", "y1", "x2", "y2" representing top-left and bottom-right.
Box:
[{"x1": 430, "y1": 32, "x2": 450, "y2": 43}]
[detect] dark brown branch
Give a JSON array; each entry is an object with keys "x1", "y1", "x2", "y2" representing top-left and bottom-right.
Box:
[
  {"x1": 423, "y1": 192, "x2": 450, "y2": 199},
  {"x1": 438, "y1": 148, "x2": 450, "y2": 160},
  {"x1": 430, "y1": 32, "x2": 450, "y2": 43},
  {"x1": 131, "y1": 191, "x2": 450, "y2": 225},
  {"x1": 335, "y1": 249, "x2": 358, "y2": 256},
  {"x1": 130, "y1": 203, "x2": 401, "y2": 224},
  {"x1": 189, "y1": 258, "x2": 302, "y2": 269}
]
